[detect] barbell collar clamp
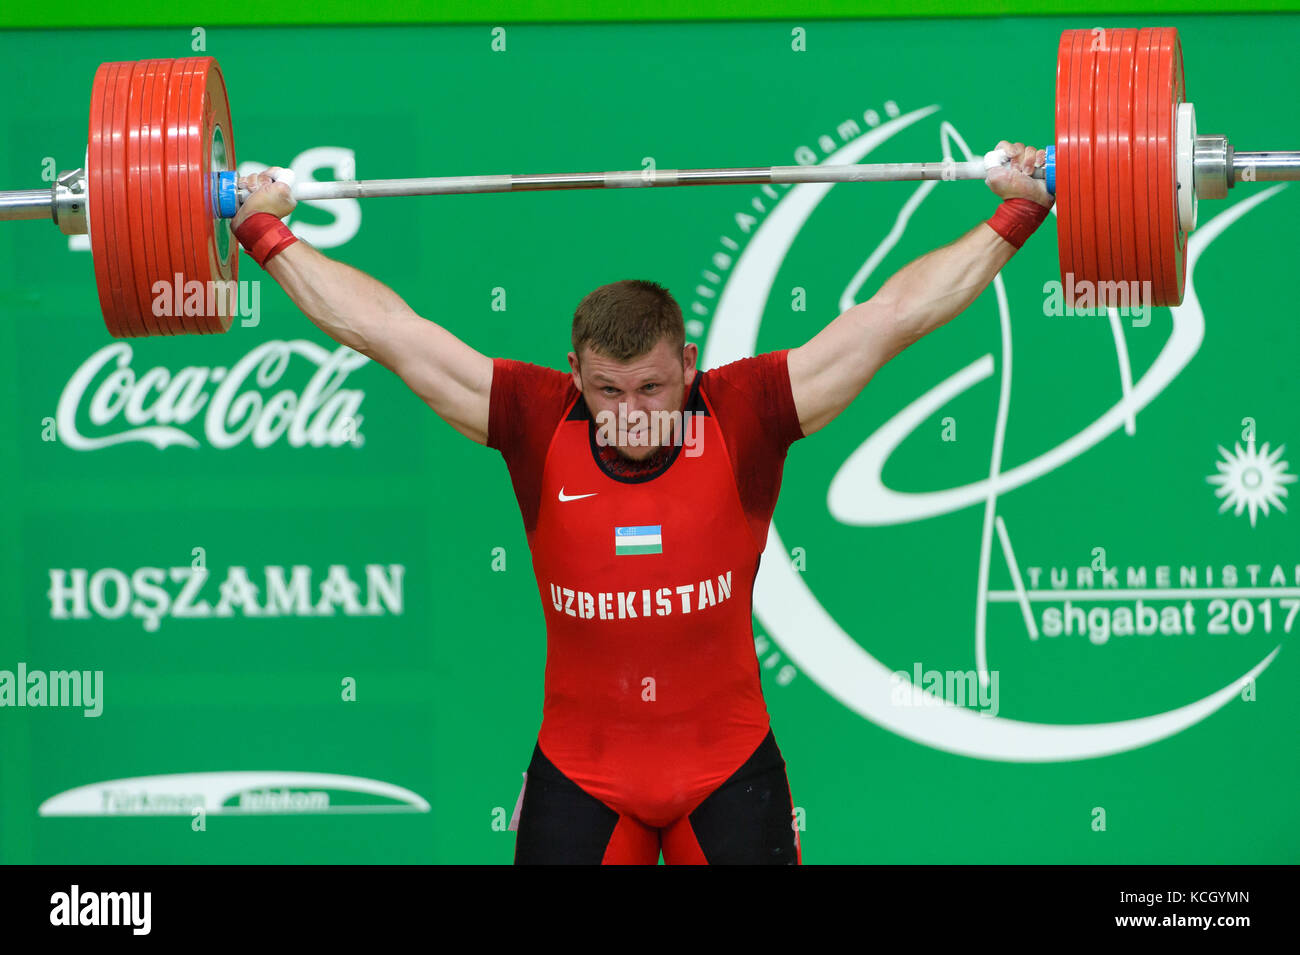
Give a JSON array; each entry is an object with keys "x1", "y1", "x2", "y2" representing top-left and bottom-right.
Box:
[
  {"x1": 1194, "y1": 135, "x2": 1231, "y2": 199},
  {"x1": 53, "y1": 168, "x2": 88, "y2": 236}
]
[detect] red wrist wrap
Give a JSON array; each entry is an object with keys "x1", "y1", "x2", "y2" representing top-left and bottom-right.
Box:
[
  {"x1": 234, "y1": 213, "x2": 298, "y2": 268},
  {"x1": 985, "y1": 198, "x2": 1050, "y2": 249}
]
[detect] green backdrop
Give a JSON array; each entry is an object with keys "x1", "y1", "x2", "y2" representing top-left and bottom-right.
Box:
[{"x1": 0, "y1": 14, "x2": 1296, "y2": 863}]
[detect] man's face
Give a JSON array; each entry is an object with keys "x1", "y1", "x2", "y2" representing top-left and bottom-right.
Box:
[{"x1": 569, "y1": 338, "x2": 698, "y2": 460}]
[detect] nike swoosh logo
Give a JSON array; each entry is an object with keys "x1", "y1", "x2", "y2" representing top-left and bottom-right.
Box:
[{"x1": 558, "y1": 487, "x2": 598, "y2": 502}]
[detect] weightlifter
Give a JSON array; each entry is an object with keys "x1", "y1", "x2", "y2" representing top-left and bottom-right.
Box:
[{"x1": 230, "y1": 141, "x2": 1053, "y2": 865}]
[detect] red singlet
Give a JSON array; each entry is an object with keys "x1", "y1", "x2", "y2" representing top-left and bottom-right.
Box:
[{"x1": 488, "y1": 350, "x2": 804, "y2": 829}]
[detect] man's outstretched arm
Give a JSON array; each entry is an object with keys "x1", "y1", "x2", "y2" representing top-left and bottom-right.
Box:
[
  {"x1": 787, "y1": 141, "x2": 1052, "y2": 438},
  {"x1": 234, "y1": 169, "x2": 493, "y2": 445}
]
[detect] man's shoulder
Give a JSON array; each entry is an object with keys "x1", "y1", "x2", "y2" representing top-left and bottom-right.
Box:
[
  {"x1": 493, "y1": 357, "x2": 580, "y2": 403},
  {"x1": 700, "y1": 350, "x2": 792, "y2": 398},
  {"x1": 488, "y1": 358, "x2": 578, "y2": 453},
  {"x1": 699, "y1": 349, "x2": 802, "y2": 449},
  {"x1": 494, "y1": 356, "x2": 575, "y2": 384}
]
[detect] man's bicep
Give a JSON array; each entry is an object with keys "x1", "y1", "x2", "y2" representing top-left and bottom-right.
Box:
[
  {"x1": 383, "y1": 313, "x2": 494, "y2": 445},
  {"x1": 787, "y1": 302, "x2": 897, "y2": 437}
]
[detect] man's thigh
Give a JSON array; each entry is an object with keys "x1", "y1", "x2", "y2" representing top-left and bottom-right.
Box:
[
  {"x1": 662, "y1": 730, "x2": 801, "y2": 865},
  {"x1": 513, "y1": 743, "x2": 659, "y2": 865}
]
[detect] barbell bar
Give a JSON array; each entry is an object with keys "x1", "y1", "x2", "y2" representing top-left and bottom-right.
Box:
[{"x1": 1, "y1": 27, "x2": 1297, "y2": 338}]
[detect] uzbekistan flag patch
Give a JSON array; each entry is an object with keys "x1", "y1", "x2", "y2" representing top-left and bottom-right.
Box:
[{"x1": 615, "y1": 524, "x2": 662, "y2": 556}]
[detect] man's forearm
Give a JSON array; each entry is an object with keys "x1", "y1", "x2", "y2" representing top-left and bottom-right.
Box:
[
  {"x1": 264, "y1": 239, "x2": 418, "y2": 361},
  {"x1": 788, "y1": 145, "x2": 1051, "y2": 437},
  {"x1": 867, "y1": 221, "x2": 1017, "y2": 359}
]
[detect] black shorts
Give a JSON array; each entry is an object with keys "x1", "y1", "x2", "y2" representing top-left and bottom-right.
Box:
[{"x1": 512, "y1": 729, "x2": 801, "y2": 865}]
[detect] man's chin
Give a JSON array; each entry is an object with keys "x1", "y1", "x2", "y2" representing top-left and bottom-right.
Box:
[{"x1": 614, "y1": 442, "x2": 664, "y2": 461}]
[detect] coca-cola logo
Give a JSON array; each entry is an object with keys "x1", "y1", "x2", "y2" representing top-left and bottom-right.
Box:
[{"x1": 56, "y1": 340, "x2": 370, "y2": 450}]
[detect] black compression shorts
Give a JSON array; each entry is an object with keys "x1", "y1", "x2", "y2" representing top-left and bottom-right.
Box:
[{"x1": 512, "y1": 729, "x2": 801, "y2": 865}]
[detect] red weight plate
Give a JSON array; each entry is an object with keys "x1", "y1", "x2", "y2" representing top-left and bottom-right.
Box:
[
  {"x1": 204, "y1": 59, "x2": 237, "y2": 333},
  {"x1": 1066, "y1": 29, "x2": 1086, "y2": 306},
  {"x1": 1076, "y1": 30, "x2": 1097, "y2": 298},
  {"x1": 107, "y1": 61, "x2": 144, "y2": 338},
  {"x1": 1074, "y1": 31, "x2": 1099, "y2": 307},
  {"x1": 1166, "y1": 29, "x2": 1183, "y2": 305},
  {"x1": 1081, "y1": 30, "x2": 1105, "y2": 306},
  {"x1": 1162, "y1": 31, "x2": 1181, "y2": 306},
  {"x1": 1093, "y1": 29, "x2": 1115, "y2": 292},
  {"x1": 1059, "y1": 30, "x2": 1086, "y2": 306},
  {"x1": 100, "y1": 60, "x2": 134, "y2": 337},
  {"x1": 1089, "y1": 34, "x2": 1113, "y2": 302},
  {"x1": 1065, "y1": 28, "x2": 1089, "y2": 306},
  {"x1": 170, "y1": 60, "x2": 202, "y2": 335},
  {"x1": 1113, "y1": 30, "x2": 1138, "y2": 306},
  {"x1": 1103, "y1": 30, "x2": 1129, "y2": 299},
  {"x1": 126, "y1": 60, "x2": 155, "y2": 335},
  {"x1": 161, "y1": 60, "x2": 196, "y2": 335},
  {"x1": 1054, "y1": 32, "x2": 1075, "y2": 304},
  {"x1": 86, "y1": 63, "x2": 106, "y2": 332},
  {"x1": 180, "y1": 59, "x2": 220, "y2": 334},
  {"x1": 89, "y1": 61, "x2": 133, "y2": 337},
  {"x1": 1148, "y1": 28, "x2": 1169, "y2": 305},
  {"x1": 147, "y1": 60, "x2": 183, "y2": 335},
  {"x1": 141, "y1": 60, "x2": 177, "y2": 335},
  {"x1": 1168, "y1": 31, "x2": 1188, "y2": 304},
  {"x1": 1132, "y1": 30, "x2": 1157, "y2": 310},
  {"x1": 1106, "y1": 30, "x2": 1133, "y2": 303},
  {"x1": 125, "y1": 60, "x2": 163, "y2": 337},
  {"x1": 1105, "y1": 32, "x2": 1125, "y2": 297},
  {"x1": 178, "y1": 60, "x2": 211, "y2": 334},
  {"x1": 184, "y1": 58, "x2": 237, "y2": 334},
  {"x1": 1100, "y1": 30, "x2": 1122, "y2": 299},
  {"x1": 87, "y1": 62, "x2": 119, "y2": 335},
  {"x1": 144, "y1": 60, "x2": 178, "y2": 335},
  {"x1": 1155, "y1": 29, "x2": 1181, "y2": 307},
  {"x1": 116, "y1": 60, "x2": 150, "y2": 338},
  {"x1": 1154, "y1": 30, "x2": 1175, "y2": 306}
]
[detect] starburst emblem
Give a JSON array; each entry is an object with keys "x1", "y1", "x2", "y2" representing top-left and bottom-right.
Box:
[{"x1": 1206, "y1": 440, "x2": 1297, "y2": 526}]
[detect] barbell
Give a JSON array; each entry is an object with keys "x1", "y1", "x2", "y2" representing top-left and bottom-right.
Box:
[{"x1": 1, "y1": 27, "x2": 1296, "y2": 338}]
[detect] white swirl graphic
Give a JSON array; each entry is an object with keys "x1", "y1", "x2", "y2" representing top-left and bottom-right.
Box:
[{"x1": 704, "y1": 105, "x2": 1287, "y2": 761}]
